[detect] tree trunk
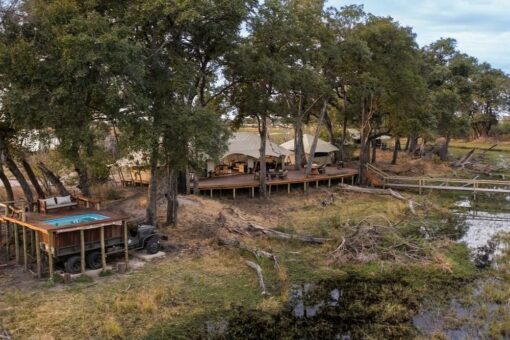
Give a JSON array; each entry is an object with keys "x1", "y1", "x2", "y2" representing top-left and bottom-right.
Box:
[
  {"x1": 339, "y1": 86, "x2": 348, "y2": 162},
  {"x1": 74, "y1": 158, "x2": 91, "y2": 197},
  {"x1": 324, "y1": 111, "x2": 334, "y2": 143},
  {"x1": 21, "y1": 158, "x2": 45, "y2": 198},
  {"x1": 165, "y1": 166, "x2": 178, "y2": 226},
  {"x1": 0, "y1": 164, "x2": 14, "y2": 202},
  {"x1": 439, "y1": 135, "x2": 450, "y2": 161},
  {"x1": 391, "y1": 136, "x2": 400, "y2": 165},
  {"x1": 37, "y1": 162, "x2": 70, "y2": 196},
  {"x1": 408, "y1": 136, "x2": 418, "y2": 155},
  {"x1": 68, "y1": 143, "x2": 91, "y2": 197},
  {"x1": 404, "y1": 136, "x2": 410, "y2": 152},
  {"x1": 4, "y1": 156, "x2": 34, "y2": 205},
  {"x1": 258, "y1": 117, "x2": 268, "y2": 198},
  {"x1": 340, "y1": 113, "x2": 348, "y2": 162},
  {"x1": 371, "y1": 139, "x2": 377, "y2": 163},
  {"x1": 146, "y1": 143, "x2": 159, "y2": 226},
  {"x1": 294, "y1": 120, "x2": 306, "y2": 170},
  {"x1": 357, "y1": 99, "x2": 370, "y2": 185},
  {"x1": 305, "y1": 99, "x2": 328, "y2": 177}
]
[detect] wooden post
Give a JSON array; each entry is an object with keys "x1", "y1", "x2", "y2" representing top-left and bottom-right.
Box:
[
  {"x1": 22, "y1": 226, "x2": 27, "y2": 271},
  {"x1": 341, "y1": 177, "x2": 344, "y2": 185},
  {"x1": 316, "y1": 180, "x2": 319, "y2": 189},
  {"x1": 351, "y1": 176, "x2": 354, "y2": 185},
  {"x1": 287, "y1": 183, "x2": 291, "y2": 194},
  {"x1": 251, "y1": 187, "x2": 255, "y2": 198},
  {"x1": 14, "y1": 224, "x2": 19, "y2": 265},
  {"x1": 233, "y1": 188, "x2": 236, "y2": 200},
  {"x1": 419, "y1": 179, "x2": 423, "y2": 195},
  {"x1": 100, "y1": 226, "x2": 107, "y2": 271},
  {"x1": 328, "y1": 178, "x2": 331, "y2": 188},
  {"x1": 303, "y1": 182, "x2": 307, "y2": 193},
  {"x1": 5, "y1": 221, "x2": 10, "y2": 261},
  {"x1": 210, "y1": 189, "x2": 213, "y2": 198},
  {"x1": 35, "y1": 231, "x2": 41, "y2": 279},
  {"x1": 80, "y1": 229, "x2": 86, "y2": 273},
  {"x1": 268, "y1": 185, "x2": 272, "y2": 197},
  {"x1": 29, "y1": 230, "x2": 34, "y2": 256},
  {"x1": 48, "y1": 231, "x2": 54, "y2": 280},
  {"x1": 123, "y1": 222, "x2": 129, "y2": 270}
]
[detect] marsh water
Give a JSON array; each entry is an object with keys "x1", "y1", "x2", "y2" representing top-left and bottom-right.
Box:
[
  {"x1": 412, "y1": 195, "x2": 510, "y2": 338},
  {"x1": 206, "y1": 193, "x2": 510, "y2": 339}
]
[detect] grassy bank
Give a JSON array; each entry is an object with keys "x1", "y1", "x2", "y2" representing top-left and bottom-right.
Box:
[{"x1": 1, "y1": 188, "x2": 487, "y2": 339}]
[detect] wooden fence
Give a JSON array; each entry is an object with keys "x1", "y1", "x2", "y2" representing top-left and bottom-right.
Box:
[{"x1": 366, "y1": 164, "x2": 510, "y2": 197}]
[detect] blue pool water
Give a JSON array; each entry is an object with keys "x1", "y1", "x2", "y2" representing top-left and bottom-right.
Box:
[{"x1": 44, "y1": 213, "x2": 108, "y2": 227}]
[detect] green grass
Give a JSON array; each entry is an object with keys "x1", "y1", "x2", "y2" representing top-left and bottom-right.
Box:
[
  {"x1": 0, "y1": 190, "x2": 503, "y2": 339},
  {"x1": 449, "y1": 140, "x2": 510, "y2": 152}
]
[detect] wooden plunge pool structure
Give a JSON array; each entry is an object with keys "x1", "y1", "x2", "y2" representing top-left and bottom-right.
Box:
[
  {"x1": 197, "y1": 167, "x2": 358, "y2": 199},
  {"x1": 0, "y1": 199, "x2": 129, "y2": 279}
]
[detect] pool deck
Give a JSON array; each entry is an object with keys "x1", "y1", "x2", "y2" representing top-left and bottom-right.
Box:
[
  {"x1": 0, "y1": 207, "x2": 127, "y2": 234},
  {"x1": 198, "y1": 166, "x2": 358, "y2": 197}
]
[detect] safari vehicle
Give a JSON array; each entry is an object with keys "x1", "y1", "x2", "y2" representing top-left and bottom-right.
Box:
[{"x1": 45, "y1": 224, "x2": 164, "y2": 274}]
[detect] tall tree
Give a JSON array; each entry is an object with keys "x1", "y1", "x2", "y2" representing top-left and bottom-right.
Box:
[
  {"x1": 120, "y1": 0, "x2": 248, "y2": 224},
  {"x1": 349, "y1": 16, "x2": 424, "y2": 182},
  {"x1": 226, "y1": 0, "x2": 296, "y2": 197}
]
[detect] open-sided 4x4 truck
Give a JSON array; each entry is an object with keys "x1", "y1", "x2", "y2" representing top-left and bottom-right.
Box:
[{"x1": 43, "y1": 223, "x2": 164, "y2": 273}]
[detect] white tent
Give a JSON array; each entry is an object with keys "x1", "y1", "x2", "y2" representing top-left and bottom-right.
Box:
[
  {"x1": 280, "y1": 134, "x2": 339, "y2": 154},
  {"x1": 115, "y1": 152, "x2": 148, "y2": 167},
  {"x1": 206, "y1": 132, "x2": 291, "y2": 175},
  {"x1": 280, "y1": 134, "x2": 339, "y2": 165},
  {"x1": 223, "y1": 132, "x2": 291, "y2": 159}
]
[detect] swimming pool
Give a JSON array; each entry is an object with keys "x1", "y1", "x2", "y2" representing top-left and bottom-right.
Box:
[{"x1": 44, "y1": 213, "x2": 109, "y2": 227}]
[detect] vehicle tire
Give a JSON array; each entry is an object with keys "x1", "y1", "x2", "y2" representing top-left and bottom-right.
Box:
[
  {"x1": 86, "y1": 251, "x2": 102, "y2": 270},
  {"x1": 145, "y1": 237, "x2": 160, "y2": 255},
  {"x1": 65, "y1": 256, "x2": 82, "y2": 274}
]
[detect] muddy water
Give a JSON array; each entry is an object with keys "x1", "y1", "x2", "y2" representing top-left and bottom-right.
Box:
[
  {"x1": 412, "y1": 196, "x2": 510, "y2": 338},
  {"x1": 207, "y1": 195, "x2": 510, "y2": 339}
]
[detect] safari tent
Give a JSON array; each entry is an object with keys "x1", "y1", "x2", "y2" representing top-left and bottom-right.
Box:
[
  {"x1": 206, "y1": 132, "x2": 291, "y2": 176},
  {"x1": 280, "y1": 134, "x2": 339, "y2": 165}
]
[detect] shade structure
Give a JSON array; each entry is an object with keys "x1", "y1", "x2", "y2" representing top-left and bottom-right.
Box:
[
  {"x1": 280, "y1": 134, "x2": 339, "y2": 154},
  {"x1": 223, "y1": 132, "x2": 291, "y2": 159}
]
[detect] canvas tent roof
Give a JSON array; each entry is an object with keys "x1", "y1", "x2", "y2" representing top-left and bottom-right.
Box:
[
  {"x1": 115, "y1": 152, "x2": 148, "y2": 167},
  {"x1": 223, "y1": 132, "x2": 291, "y2": 159},
  {"x1": 280, "y1": 134, "x2": 339, "y2": 154}
]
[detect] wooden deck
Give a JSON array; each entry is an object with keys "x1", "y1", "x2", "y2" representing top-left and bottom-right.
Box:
[
  {"x1": 0, "y1": 203, "x2": 129, "y2": 278},
  {"x1": 198, "y1": 167, "x2": 358, "y2": 198}
]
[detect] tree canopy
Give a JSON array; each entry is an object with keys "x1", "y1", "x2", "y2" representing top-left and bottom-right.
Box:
[{"x1": 0, "y1": 0, "x2": 508, "y2": 221}]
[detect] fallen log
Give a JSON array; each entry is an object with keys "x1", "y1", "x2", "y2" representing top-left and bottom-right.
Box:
[
  {"x1": 247, "y1": 223, "x2": 330, "y2": 244},
  {"x1": 482, "y1": 144, "x2": 498, "y2": 155},
  {"x1": 245, "y1": 260, "x2": 269, "y2": 296},
  {"x1": 338, "y1": 184, "x2": 406, "y2": 201},
  {"x1": 452, "y1": 149, "x2": 475, "y2": 168},
  {"x1": 218, "y1": 237, "x2": 279, "y2": 268}
]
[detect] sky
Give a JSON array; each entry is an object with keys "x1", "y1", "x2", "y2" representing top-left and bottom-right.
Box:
[{"x1": 328, "y1": 0, "x2": 510, "y2": 74}]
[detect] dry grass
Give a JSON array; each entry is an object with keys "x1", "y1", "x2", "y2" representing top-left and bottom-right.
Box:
[{"x1": 1, "y1": 250, "x2": 262, "y2": 339}]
